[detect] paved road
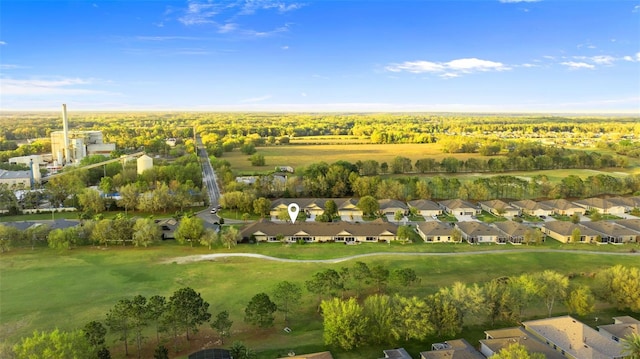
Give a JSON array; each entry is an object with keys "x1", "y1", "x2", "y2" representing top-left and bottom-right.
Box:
[
  {"x1": 196, "y1": 136, "x2": 221, "y2": 207},
  {"x1": 165, "y1": 248, "x2": 640, "y2": 265}
]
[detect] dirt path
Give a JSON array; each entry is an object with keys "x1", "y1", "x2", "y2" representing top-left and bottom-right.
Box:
[{"x1": 164, "y1": 249, "x2": 639, "y2": 264}]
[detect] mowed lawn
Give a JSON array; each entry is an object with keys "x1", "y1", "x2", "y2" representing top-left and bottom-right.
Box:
[
  {"x1": 224, "y1": 143, "x2": 479, "y2": 173},
  {"x1": 1, "y1": 241, "x2": 639, "y2": 358}
]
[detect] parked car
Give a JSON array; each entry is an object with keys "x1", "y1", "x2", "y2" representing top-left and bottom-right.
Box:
[{"x1": 210, "y1": 209, "x2": 217, "y2": 214}]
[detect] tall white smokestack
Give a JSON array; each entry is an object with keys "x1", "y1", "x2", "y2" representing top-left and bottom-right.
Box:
[{"x1": 62, "y1": 104, "x2": 71, "y2": 164}]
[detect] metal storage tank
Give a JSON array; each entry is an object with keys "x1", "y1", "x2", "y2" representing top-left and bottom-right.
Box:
[{"x1": 137, "y1": 154, "x2": 153, "y2": 175}]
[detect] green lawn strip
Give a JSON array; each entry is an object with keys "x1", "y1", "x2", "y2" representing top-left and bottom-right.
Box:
[
  {"x1": 2, "y1": 244, "x2": 639, "y2": 351},
  {"x1": 476, "y1": 210, "x2": 507, "y2": 223}
]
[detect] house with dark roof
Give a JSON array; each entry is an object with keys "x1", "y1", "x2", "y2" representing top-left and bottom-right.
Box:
[
  {"x1": 573, "y1": 198, "x2": 626, "y2": 216},
  {"x1": 479, "y1": 199, "x2": 520, "y2": 218},
  {"x1": 239, "y1": 219, "x2": 397, "y2": 244},
  {"x1": 407, "y1": 199, "x2": 442, "y2": 218},
  {"x1": 421, "y1": 339, "x2": 484, "y2": 359},
  {"x1": 381, "y1": 348, "x2": 412, "y2": 359},
  {"x1": 614, "y1": 219, "x2": 640, "y2": 238},
  {"x1": 416, "y1": 222, "x2": 458, "y2": 243},
  {"x1": 455, "y1": 221, "x2": 506, "y2": 244},
  {"x1": 438, "y1": 199, "x2": 480, "y2": 216},
  {"x1": 269, "y1": 198, "x2": 363, "y2": 222},
  {"x1": 492, "y1": 221, "x2": 531, "y2": 244},
  {"x1": 511, "y1": 200, "x2": 554, "y2": 217},
  {"x1": 278, "y1": 351, "x2": 333, "y2": 359},
  {"x1": 540, "y1": 221, "x2": 600, "y2": 243},
  {"x1": 608, "y1": 196, "x2": 640, "y2": 212},
  {"x1": 378, "y1": 199, "x2": 409, "y2": 216},
  {"x1": 538, "y1": 199, "x2": 586, "y2": 216},
  {"x1": 598, "y1": 316, "x2": 639, "y2": 343},
  {"x1": 579, "y1": 221, "x2": 639, "y2": 244}
]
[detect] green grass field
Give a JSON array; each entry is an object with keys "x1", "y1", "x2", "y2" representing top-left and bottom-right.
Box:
[{"x1": 1, "y1": 240, "x2": 639, "y2": 358}]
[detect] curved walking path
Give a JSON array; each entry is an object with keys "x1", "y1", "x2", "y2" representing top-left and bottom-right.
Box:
[{"x1": 164, "y1": 248, "x2": 639, "y2": 264}]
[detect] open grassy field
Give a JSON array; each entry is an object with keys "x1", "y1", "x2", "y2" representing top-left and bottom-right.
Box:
[
  {"x1": 222, "y1": 143, "x2": 640, "y2": 180},
  {"x1": 1, "y1": 241, "x2": 639, "y2": 358}
]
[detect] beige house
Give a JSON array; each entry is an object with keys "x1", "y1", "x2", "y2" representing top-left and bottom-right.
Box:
[
  {"x1": 378, "y1": 199, "x2": 409, "y2": 216},
  {"x1": 598, "y1": 316, "x2": 639, "y2": 342},
  {"x1": 421, "y1": 339, "x2": 484, "y2": 359},
  {"x1": 269, "y1": 198, "x2": 363, "y2": 221},
  {"x1": 615, "y1": 219, "x2": 640, "y2": 235},
  {"x1": 573, "y1": 198, "x2": 626, "y2": 216},
  {"x1": 438, "y1": 199, "x2": 480, "y2": 216},
  {"x1": 540, "y1": 221, "x2": 600, "y2": 243},
  {"x1": 416, "y1": 222, "x2": 457, "y2": 243},
  {"x1": 492, "y1": 221, "x2": 531, "y2": 244},
  {"x1": 579, "y1": 221, "x2": 639, "y2": 244},
  {"x1": 523, "y1": 316, "x2": 626, "y2": 359},
  {"x1": 511, "y1": 199, "x2": 554, "y2": 217},
  {"x1": 336, "y1": 198, "x2": 363, "y2": 219},
  {"x1": 455, "y1": 221, "x2": 506, "y2": 244},
  {"x1": 407, "y1": 199, "x2": 442, "y2": 218},
  {"x1": 480, "y1": 327, "x2": 565, "y2": 359},
  {"x1": 479, "y1": 199, "x2": 520, "y2": 218},
  {"x1": 608, "y1": 196, "x2": 640, "y2": 212},
  {"x1": 240, "y1": 219, "x2": 397, "y2": 243},
  {"x1": 538, "y1": 199, "x2": 586, "y2": 216}
]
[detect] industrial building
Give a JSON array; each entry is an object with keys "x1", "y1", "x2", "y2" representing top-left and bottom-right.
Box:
[{"x1": 50, "y1": 104, "x2": 115, "y2": 165}]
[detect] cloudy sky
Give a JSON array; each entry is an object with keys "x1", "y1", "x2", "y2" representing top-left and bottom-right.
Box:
[{"x1": 1, "y1": 0, "x2": 639, "y2": 112}]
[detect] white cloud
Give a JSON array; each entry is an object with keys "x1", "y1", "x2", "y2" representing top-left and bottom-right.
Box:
[
  {"x1": 0, "y1": 41, "x2": 6, "y2": 45},
  {"x1": 240, "y1": 94, "x2": 272, "y2": 103},
  {"x1": 0, "y1": 77, "x2": 115, "y2": 96},
  {"x1": 217, "y1": 23, "x2": 238, "y2": 33},
  {"x1": 239, "y1": 1, "x2": 304, "y2": 15},
  {"x1": 634, "y1": 5, "x2": 640, "y2": 12},
  {"x1": 561, "y1": 61, "x2": 595, "y2": 70},
  {"x1": 179, "y1": 1, "x2": 221, "y2": 25},
  {"x1": 499, "y1": 0, "x2": 540, "y2": 3},
  {"x1": 386, "y1": 57, "x2": 509, "y2": 77},
  {"x1": 590, "y1": 55, "x2": 615, "y2": 65},
  {"x1": 135, "y1": 35, "x2": 201, "y2": 41},
  {"x1": 281, "y1": 45, "x2": 289, "y2": 50},
  {"x1": 0, "y1": 64, "x2": 28, "y2": 70}
]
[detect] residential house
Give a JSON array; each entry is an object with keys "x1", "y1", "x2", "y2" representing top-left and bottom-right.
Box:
[
  {"x1": 278, "y1": 351, "x2": 333, "y2": 359},
  {"x1": 579, "y1": 221, "x2": 639, "y2": 244},
  {"x1": 455, "y1": 221, "x2": 506, "y2": 244},
  {"x1": 239, "y1": 219, "x2": 397, "y2": 244},
  {"x1": 480, "y1": 327, "x2": 565, "y2": 359},
  {"x1": 538, "y1": 199, "x2": 586, "y2": 216},
  {"x1": 270, "y1": 198, "x2": 326, "y2": 219},
  {"x1": 511, "y1": 199, "x2": 554, "y2": 217},
  {"x1": 155, "y1": 218, "x2": 178, "y2": 240},
  {"x1": 407, "y1": 199, "x2": 442, "y2": 218},
  {"x1": 335, "y1": 198, "x2": 363, "y2": 221},
  {"x1": 598, "y1": 316, "x2": 639, "y2": 343},
  {"x1": 438, "y1": 199, "x2": 480, "y2": 216},
  {"x1": 573, "y1": 198, "x2": 626, "y2": 216},
  {"x1": 416, "y1": 222, "x2": 457, "y2": 243},
  {"x1": 381, "y1": 348, "x2": 412, "y2": 359},
  {"x1": 523, "y1": 316, "x2": 626, "y2": 359},
  {"x1": 479, "y1": 199, "x2": 520, "y2": 218},
  {"x1": 608, "y1": 196, "x2": 640, "y2": 212},
  {"x1": 614, "y1": 219, "x2": 640, "y2": 242},
  {"x1": 421, "y1": 339, "x2": 484, "y2": 359},
  {"x1": 540, "y1": 221, "x2": 600, "y2": 243},
  {"x1": 378, "y1": 199, "x2": 409, "y2": 216},
  {"x1": 492, "y1": 221, "x2": 531, "y2": 244}
]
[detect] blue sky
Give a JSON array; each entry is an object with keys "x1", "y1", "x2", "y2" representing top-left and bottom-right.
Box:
[{"x1": 1, "y1": 0, "x2": 639, "y2": 112}]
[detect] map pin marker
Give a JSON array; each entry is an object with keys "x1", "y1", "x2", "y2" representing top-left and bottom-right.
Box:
[{"x1": 288, "y1": 203, "x2": 300, "y2": 224}]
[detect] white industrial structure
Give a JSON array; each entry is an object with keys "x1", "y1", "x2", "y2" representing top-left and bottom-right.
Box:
[
  {"x1": 136, "y1": 154, "x2": 153, "y2": 175},
  {"x1": 50, "y1": 104, "x2": 115, "y2": 165}
]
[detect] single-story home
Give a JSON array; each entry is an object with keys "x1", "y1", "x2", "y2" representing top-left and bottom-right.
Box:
[
  {"x1": 480, "y1": 327, "x2": 565, "y2": 359},
  {"x1": 597, "y1": 316, "x2": 639, "y2": 343},
  {"x1": 614, "y1": 219, "x2": 640, "y2": 236},
  {"x1": 540, "y1": 221, "x2": 600, "y2": 243},
  {"x1": 579, "y1": 221, "x2": 639, "y2": 244},
  {"x1": 523, "y1": 316, "x2": 625, "y2": 359},
  {"x1": 538, "y1": 199, "x2": 586, "y2": 216},
  {"x1": 155, "y1": 218, "x2": 178, "y2": 240},
  {"x1": 438, "y1": 199, "x2": 480, "y2": 216},
  {"x1": 270, "y1": 198, "x2": 327, "y2": 218},
  {"x1": 336, "y1": 198, "x2": 363, "y2": 220},
  {"x1": 240, "y1": 219, "x2": 397, "y2": 244},
  {"x1": 607, "y1": 196, "x2": 640, "y2": 212},
  {"x1": 455, "y1": 221, "x2": 506, "y2": 244},
  {"x1": 278, "y1": 351, "x2": 333, "y2": 359},
  {"x1": 381, "y1": 348, "x2": 412, "y2": 359},
  {"x1": 492, "y1": 221, "x2": 531, "y2": 244},
  {"x1": 378, "y1": 199, "x2": 409, "y2": 216},
  {"x1": 421, "y1": 339, "x2": 484, "y2": 359},
  {"x1": 510, "y1": 199, "x2": 554, "y2": 217},
  {"x1": 479, "y1": 199, "x2": 520, "y2": 218},
  {"x1": 573, "y1": 198, "x2": 626, "y2": 216},
  {"x1": 407, "y1": 199, "x2": 442, "y2": 218},
  {"x1": 416, "y1": 222, "x2": 457, "y2": 243}
]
